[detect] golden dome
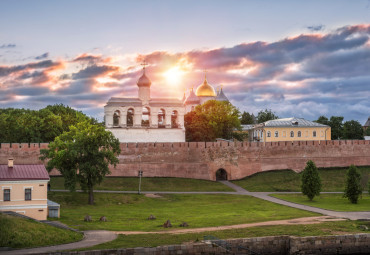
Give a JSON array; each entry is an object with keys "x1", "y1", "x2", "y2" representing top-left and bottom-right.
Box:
[{"x1": 195, "y1": 78, "x2": 216, "y2": 97}]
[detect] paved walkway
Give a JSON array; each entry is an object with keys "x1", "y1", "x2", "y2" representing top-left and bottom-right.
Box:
[{"x1": 1, "y1": 230, "x2": 117, "y2": 255}]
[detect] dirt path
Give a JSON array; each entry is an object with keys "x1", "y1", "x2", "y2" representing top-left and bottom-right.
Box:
[{"x1": 114, "y1": 216, "x2": 346, "y2": 235}]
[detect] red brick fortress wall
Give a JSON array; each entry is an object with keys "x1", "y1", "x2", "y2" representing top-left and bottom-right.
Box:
[{"x1": 1, "y1": 140, "x2": 370, "y2": 181}]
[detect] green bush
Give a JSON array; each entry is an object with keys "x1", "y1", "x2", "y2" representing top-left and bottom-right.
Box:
[
  {"x1": 301, "y1": 160, "x2": 321, "y2": 201},
  {"x1": 344, "y1": 165, "x2": 362, "y2": 204}
]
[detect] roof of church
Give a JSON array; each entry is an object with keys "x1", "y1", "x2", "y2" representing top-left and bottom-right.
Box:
[
  {"x1": 105, "y1": 97, "x2": 142, "y2": 107},
  {"x1": 262, "y1": 117, "x2": 329, "y2": 127},
  {"x1": 184, "y1": 88, "x2": 200, "y2": 105},
  {"x1": 195, "y1": 77, "x2": 216, "y2": 97},
  {"x1": 137, "y1": 69, "x2": 151, "y2": 87},
  {"x1": 215, "y1": 88, "x2": 229, "y2": 102},
  {"x1": 150, "y1": 98, "x2": 184, "y2": 107},
  {"x1": 364, "y1": 117, "x2": 370, "y2": 127},
  {"x1": 105, "y1": 97, "x2": 183, "y2": 107}
]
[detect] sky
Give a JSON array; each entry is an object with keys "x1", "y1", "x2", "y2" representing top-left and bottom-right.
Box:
[{"x1": 1, "y1": 0, "x2": 370, "y2": 123}]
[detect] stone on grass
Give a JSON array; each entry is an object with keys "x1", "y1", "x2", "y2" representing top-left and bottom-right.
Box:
[
  {"x1": 148, "y1": 214, "x2": 156, "y2": 220},
  {"x1": 163, "y1": 219, "x2": 172, "y2": 228},
  {"x1": 179, "y1": 222, "x2": 189, "y2": 227},
  {"x1": 84, "y1": 215, "x2": 92, "y2": 222},
  {"x1": 100, "y1": 216, "x2": 107, "y2": 222}
]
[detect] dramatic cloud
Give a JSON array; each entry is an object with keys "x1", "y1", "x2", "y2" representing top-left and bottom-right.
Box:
[
  {"x1": 35, "y1": 52, "x2": 49, "y2": 60},
  {"x1": 1, "y1": 25, "x2": 370, "y2": 123}
]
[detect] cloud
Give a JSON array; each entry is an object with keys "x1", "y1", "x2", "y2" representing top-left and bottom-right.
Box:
[
  {"x1": 72, "y1": 64, "x2": 120, "y2": 80},
  {"x1": 307, "y1": 25, "x2": 325, "y2": 32},
  {"x1": 0, "y1": 44, "x2": 16, "y2": 49},
  {"x1": 0, "y1": 60, "x2": 63, "y2": 77},
  {"x1": 35, "y1": 52, "x2": 49, "y2": 60}
]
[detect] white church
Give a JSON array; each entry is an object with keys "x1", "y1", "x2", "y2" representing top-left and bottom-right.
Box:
[{"x1": 104, "y1": 65, "x2": 229, "y2": 142}]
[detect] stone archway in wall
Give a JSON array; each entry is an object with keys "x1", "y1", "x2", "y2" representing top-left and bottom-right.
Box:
[{"x1": 216, "y1": 168, "x2": 228, "y2": 181}]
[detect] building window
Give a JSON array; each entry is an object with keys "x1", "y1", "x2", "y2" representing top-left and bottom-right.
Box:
[
  {"x1": 298, "y1": 131, "x2": 301, "y2": 137},
  {"x1": 283, "y1": 131, "x2": 286, "y2": 137},
  {"x1": 290, "y1": 131, "x2": 294, "y2": 137},
  {"x1": 113, "y1": 110, "x2": 120, "y2": 126},
  {"x1": 25, "y1": 188, "x2": 32, "y2": 201},
  {"x1": 275, "y1": 131, "x2": 278, "y2": 137},
  {"x1": 267, "y1": 131, "x2": 271, "y2": 137},
  {"x1": 127, "y1": 108, "x2": 134, "y2": 127},
  {"x1": 313, "y1": 131, "x2": 317, "y2": 137},
  {"x1": 171, "y1": 110, "x2": 178, "y2": 128},
  {"x1": 158, "y1": 109, "x2": 166, "y2": 128},
  {"x1": 3, "y1": 189, "x2": 10, "y2": 201},
  {"x1": 141, "y1": 107, "x2": 150, "y2": 127}
]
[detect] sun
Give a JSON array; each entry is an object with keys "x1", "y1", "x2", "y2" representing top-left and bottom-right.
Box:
[{"x1": 163, "y1": 66, "x2": 184, "y2": 85}]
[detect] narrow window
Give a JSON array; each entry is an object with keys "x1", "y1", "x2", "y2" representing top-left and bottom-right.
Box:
[
  {"x1": 141, "y1": 107, "x2": 150, "y2": 127},
  {"x1": 127, "y1": 108, "x2": 134, "y2": 127},
  {"x1": 267, "y1": 131, "x2": 271, "y2": 137},
  {"x1": 275, "y1": 131, "x2": 278, "y2": 137},
  {"x1": 113, "y1": 110, "x2": 120, "y2": 126},
  {"x1": 298, "y1": 131, "x2": 301, "y2": 137},
  {"x1": 158, "y1": 109, "x2": 166, "y2": 128},
  {"x1": 171, "y1": 110, "x2": 178, "y2": 128},
  {"x1": 313, "y1": 131, "x2": 317, "y2": 137},
  {"x1": 3, "y1": 189, "x2": 10, "y2": 201},
  {"x1": 290, "y1": 131, "x2": 294, "y2": 137},
  {"x1": 25, "y1": 188, "x2": 32, "y2": 201}
]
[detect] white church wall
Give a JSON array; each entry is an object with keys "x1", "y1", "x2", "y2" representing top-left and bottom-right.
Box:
[{"x1": 107, "y1": 128, "x2": 186, "y2": 143}]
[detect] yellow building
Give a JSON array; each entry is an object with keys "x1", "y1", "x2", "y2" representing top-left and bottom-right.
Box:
[
  {"x1": 0, "y1": 159, "x2": 56, "y2": 220},
  {"x1": 249, "y1": 117, "x2": 331, "y2": 142}
]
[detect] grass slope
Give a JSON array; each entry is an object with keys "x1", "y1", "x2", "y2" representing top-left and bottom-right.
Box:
[
  {"x1": 0, "y1": 213, "x2": 83, "y2": 249},
  {"x1": 271, "y1": 193, "x2": 370, "y2": 211},
  {"x1": 50, "y1": 177, "x2": 233, "y2": 192},
  {"x1": 232, "y1": 167, "x2": 370, "y2": 192},
  {"x1": 48, "y1": 192, "x2": 317, "y2": 231},
  {"x1": 78, "y1": 220, "x2": 370, "y2": 250}
]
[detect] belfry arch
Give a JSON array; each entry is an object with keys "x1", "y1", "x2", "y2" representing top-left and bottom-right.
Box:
[{"x1": 216, "y1": 168, "x2": 228, "y2": 181}]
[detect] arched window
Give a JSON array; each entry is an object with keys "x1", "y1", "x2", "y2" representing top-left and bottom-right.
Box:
[
  {"x1": 313, "y1": 131, "x2": 317, "y2": 137},
  {"x1": 275, "y1": 131, "x2": 279, "y2": 137},
  {"x1": 158, "y1": 108, "x2": 165, "y2": 128},
  {"x1": 113, "y1": 110, "x2": 120, "y2": 126},
  {"x1": 127, "y1": 108, "x2": 134, "y2": 127},
  {"x1": 267, "y1": 131, "x2": 271, "y2": 137},
  {"x1": 171, "y1": 110, "x2": 178, "y2": 128},
  {"x1": 290, "y1": 131, "x2": 294, "y2": 137},
  {"x1": 141, "y1": 107, "x2": 150, "y2": 127},
  {"x1": 298, "y1": 131, "x2": 301, "y2": 137}
]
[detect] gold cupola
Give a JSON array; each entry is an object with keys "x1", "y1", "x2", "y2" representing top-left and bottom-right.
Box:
[{"x1": 195, "y1": 73, "x2": 216, "y2": 97}]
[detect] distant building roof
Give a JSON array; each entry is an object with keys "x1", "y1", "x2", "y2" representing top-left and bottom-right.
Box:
[
  {"x1": 215, "y1": 88, "x2": 229, "y2": 102},
  {"x1": 0, "y1": 165, "x2": 49, "y2": 181},
  {"x1": 241, "y1": 124, "x2": 254, "y2": 131},
  {"x1": 184, "y1": 88, "x2": 200, "y2": 105},
  {"x1": 262, "y1": 117, "x2": 329, "y2": 128},
  {"x1": 364, "y1": 117, "x2": 370, "y2": 127}
]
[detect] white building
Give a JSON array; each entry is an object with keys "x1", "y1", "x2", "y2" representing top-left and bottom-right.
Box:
[{"x1": 104, "y1": 67, "x2": 186, "y2": 142}]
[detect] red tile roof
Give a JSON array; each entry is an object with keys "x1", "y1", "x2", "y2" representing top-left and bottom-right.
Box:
[{"x1": 0, "y1": 165, "x2": 49, "y2": 181}]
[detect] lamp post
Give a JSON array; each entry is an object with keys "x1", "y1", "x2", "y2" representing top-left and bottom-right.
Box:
[{"x1": 138, "y1": 155, "x2": 143, "y2": 194}]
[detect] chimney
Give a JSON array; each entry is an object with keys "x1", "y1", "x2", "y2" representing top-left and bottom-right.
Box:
[{"x1": 8, "y1": 158, "x2": 14, "y2": 168}]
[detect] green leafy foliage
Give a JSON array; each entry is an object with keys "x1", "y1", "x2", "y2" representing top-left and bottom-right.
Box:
[
  {"x1": 184, "y1": 100, "x2": 241, "y2": 141},
  {"x1": 343, "y1": 120, "x2": 364, "y2": 140},
  {"x1": 365, "y1": 128, "x2": 370, "y2": 136},
  {"x1": 301, "y1": 160, "x2": 322, "y2": 201},
  {"x1": 0, "y1": 104, "x2": 96, "y2": 143},
  {"x1": 256, "y1": 109, "x2": 278, "y2": 123},
  {"x1": 343, "y1": 165, "x2": 362, "y2": 204},
  {"x1": 40, "y1": 121, "x2": 121, "y2": 204},
  {"x1": 240, "y1": 111, "x2": 255, "y2": 124}
]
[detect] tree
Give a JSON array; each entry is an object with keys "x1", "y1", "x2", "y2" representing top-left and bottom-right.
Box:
[
  {"x1": 301, "y1": 160, "x2": 321, "y2": 201},
  {"x1": 343, "y1": 120, "x2": 364, "y2": 140},
  {"x1": 315, "y1": 116, "x2": 330, "y2": 126},
  {"x1": 343, "y1": 165, "x2": 362, "y2": 204},
  {"x1": 40, "y1": 121, "x2": 121, "y2": 204},
  {"x1": 257, "y1": 109, "x2": 278, "y2": 123},
  {"x1": 184, "y1": 100, "x2": 241, "y2": 142},
  {"x1": 240, "y1": 111, "x2": 254, "y2": 124},
  {"x1": 329, "y1": 116, "x2": 344, "y2": 140},
  {"x1": 365, "y1": 128, "x2": 370, "y2": 136}
]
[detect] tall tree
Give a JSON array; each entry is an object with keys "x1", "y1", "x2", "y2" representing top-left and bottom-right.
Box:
[
  {"x1": 185, "y1": 100, "x2": 241, "y2": 142},
  {"x1": 40, "y1": 121, "x2": 121, "y2": 204},
  {"x1": 343, "y1": 120, "x2": 364, "y2": 140},
  {"x1": 343, "y1": 165, "x2": 362, "y2": 204},
  {"x1": 257, "y1": 109, "x2": 278, "y2": 123},
  {"x1": 329, "y1": 116, "x2": 344, "y2": 140},
  {"x1": 315, "y1": 116, "x2": 330, "y2": 126},
  {"x1": 240, "y1": 111, "x2": 254, "y2": 125},
  {"x1": 301, "y1": 160, "x2": 322, "y2": 201}
]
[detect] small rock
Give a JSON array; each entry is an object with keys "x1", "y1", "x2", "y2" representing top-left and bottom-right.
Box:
[
  {"x1": 179, "y1": 222, "x2": 189, "y2": 227},
  {"x1": 163, "y1": 219, "x2": 172, "y2": 228},
  {"x1": 84, "y1": 215, "x2": 92, "y2": 222},
  {"x1": 148, "y1": 214, "x2": 156, "y2": 220},
  {"x1": 359, "y1": 225, "x2": 369, "y2": 231},
  {"x1": 100, "y1": 216, "x2": 107, "y2": 222}
]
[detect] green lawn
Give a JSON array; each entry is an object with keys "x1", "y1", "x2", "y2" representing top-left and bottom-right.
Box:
[
  {"x1": 0, "y1": 213, "x2": 83, "y2": 249},
  {"x1": 232, "y1": 167, "x2": 370, "y2": 192},
  {"x1": 50, "y1": 176, "x2": 233, "y2": 192},
  {"x1": 78, "y1": 220, "x2": 370, "y2": 250},
  {"x1": 271, "y1": 193, "x2": 370, "y2": 211},
  {"x1": 48, "y1": 192, "x2": 317, "y2": 231}
]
